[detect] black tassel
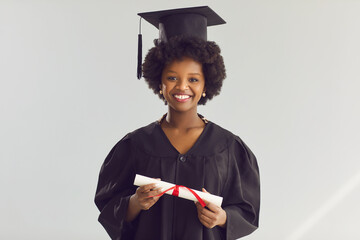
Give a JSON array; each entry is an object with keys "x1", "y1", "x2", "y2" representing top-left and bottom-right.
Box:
[{"x1": 137, "y1": 18, "x2": 142, "y2": 80}]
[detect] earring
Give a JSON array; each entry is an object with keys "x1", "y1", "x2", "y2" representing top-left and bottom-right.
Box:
[
  {"x1": 202, "y1": 92, "x2": 206, "y2": 97},
  {"x1": 159, "y1": 90, "x2": 163, "y2": 95}
]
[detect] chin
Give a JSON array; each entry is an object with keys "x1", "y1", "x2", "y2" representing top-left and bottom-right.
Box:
[{"x1": 168, "y1": 104, "x2": 197, "y2": 113}]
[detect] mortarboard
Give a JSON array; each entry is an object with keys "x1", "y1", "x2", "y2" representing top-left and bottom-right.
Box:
[{"x1": 136, "y1": 6, "x2": 226, "y2": 79}]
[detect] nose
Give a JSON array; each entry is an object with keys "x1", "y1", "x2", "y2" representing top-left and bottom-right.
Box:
[{"x1": 176, "y1": 78, "x2": 188, "y2": 90}]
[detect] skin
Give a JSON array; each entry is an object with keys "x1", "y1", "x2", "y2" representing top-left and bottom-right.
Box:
[
  {"x1": 195, "y1": 188, "x2": 227, "y2": 229},
  {"x1": 125, "y1": 57, "x2": 227, "y2": 228},
  {"x1": 160, "y1": 57, "x2": 207, "y2": 154},
  {"x1": 125, "y1": 181, "x2": 162, "y2": 222}
]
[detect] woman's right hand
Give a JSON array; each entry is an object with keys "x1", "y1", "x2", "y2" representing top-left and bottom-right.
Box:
[
  {"x1": 126, "y1": 181, "x2": 162, "y2": 222},
  {"x1": 132, "y1": 183, "x2": 163, "y2": 210}
]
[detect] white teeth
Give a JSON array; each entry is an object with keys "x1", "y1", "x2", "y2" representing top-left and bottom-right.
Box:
[{"x1": 174, "y1": 95, "x2": 190, "y2": 99}]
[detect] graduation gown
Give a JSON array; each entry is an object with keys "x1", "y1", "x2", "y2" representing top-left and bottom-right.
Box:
[{"x1": 94, "y1": 120, "x2": 260, "y2": 240}]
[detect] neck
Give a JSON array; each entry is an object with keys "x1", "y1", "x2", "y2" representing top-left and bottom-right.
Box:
[{"x1": 164, "y1": 107, "x2": 203, "y2": 129}]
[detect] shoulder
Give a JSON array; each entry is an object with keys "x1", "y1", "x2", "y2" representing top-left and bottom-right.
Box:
[
  {"x1": 207, "y1": 121, "x2": 236, "y2": 139},
  {"x1": 207, "y1": 123, "x2": 259, "y2": 178},
  {"x1": 115, "y1": 121, "x2": 158, "y2": 143},
  {"x1": 206, "y1": 121, "x2": 255, "y2": 156},
  {"x1": 206, "y1": 121, "x2": 241, "y2": 146},
  {"x1": 127, "y1": 121, "x2": 158, "y2": 139},
  {"x1": 114, "y1": 121, "x2": 170, "y2": 156},
  {"x1": 193, "y1": 121, "x2": 237, "y2": 155}
]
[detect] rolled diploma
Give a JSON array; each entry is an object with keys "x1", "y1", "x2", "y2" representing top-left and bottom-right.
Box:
[{"x1": 133, "y1": 174, "x2": 223, "y2": 207}]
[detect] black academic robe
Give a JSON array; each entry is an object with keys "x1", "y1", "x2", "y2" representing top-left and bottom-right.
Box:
[{"x1": 94, "y1": 120, "x2": 260, "y2": 240}]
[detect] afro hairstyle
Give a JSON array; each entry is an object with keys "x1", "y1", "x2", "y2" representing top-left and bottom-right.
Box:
[{"x1": 142, "y1": 36, "x2": 226, "y2": 105}]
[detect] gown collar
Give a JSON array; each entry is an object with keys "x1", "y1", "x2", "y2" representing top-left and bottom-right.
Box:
[
  {"x1": 157, "y1": 113, "x2": 209, "y2": 125},
  {"x1": 155, "y1": 113, "x2": 210, "y2": 155}
]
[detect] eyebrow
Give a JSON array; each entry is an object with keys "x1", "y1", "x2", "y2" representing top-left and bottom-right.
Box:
[{"x1": 166, "y1": 70, "x2": 202, "y2": 76}]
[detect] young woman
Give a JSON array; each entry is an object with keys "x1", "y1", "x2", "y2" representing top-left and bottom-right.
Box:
[{"x1": 95, "y1": 7, "x2": 260, "y2": 240}]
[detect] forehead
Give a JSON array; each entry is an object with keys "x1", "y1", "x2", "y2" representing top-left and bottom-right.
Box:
[{"x1": 163, "y1": 57, "x2": 203, "y2": 73}]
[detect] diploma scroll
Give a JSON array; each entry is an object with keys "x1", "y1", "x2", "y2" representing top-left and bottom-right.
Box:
[{"x1": 133, "y1": 174, "x2": 223, "y2": 207}]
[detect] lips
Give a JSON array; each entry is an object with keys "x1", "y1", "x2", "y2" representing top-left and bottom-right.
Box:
[{"x1": 173, "y1": 94, "x2": 191, "y2": 102}]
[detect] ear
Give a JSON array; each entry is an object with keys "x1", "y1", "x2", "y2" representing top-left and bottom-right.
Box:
[{"x1": 159, "y1": 84, "x2": 162, "y2": 90}]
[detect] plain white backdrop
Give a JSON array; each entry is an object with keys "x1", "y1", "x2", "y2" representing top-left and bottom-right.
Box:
[{"x1": 1, "y1": 0, "x2": 359, "y2": 239}]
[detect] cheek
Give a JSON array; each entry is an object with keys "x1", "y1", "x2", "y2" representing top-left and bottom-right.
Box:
[
  {"x1": 161, "y1": 84, "x2": 169, "y2": 94},
  {"x1": 196, "y1": 84, "x2": 206, "y2": 95},
  {"x1": 161, "y1": 81, "x2": 176, "y2": 93},
  {"x1": 161, "y1": 84, "x2": 173, "y2": 99}
]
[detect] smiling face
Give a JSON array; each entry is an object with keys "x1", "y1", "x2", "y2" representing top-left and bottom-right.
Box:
[{"x1": 160, "y1": 57, "x2": 206, "y2": 113}]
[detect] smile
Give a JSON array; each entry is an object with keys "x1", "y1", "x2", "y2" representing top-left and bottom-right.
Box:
[{"x1": 173, "y1": 94, "x2": 191, "y2": 102}]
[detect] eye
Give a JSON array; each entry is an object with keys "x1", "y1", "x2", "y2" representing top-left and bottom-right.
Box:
[
  {"x1": 189, "y1": 78, "x2": 199, "y2": 82},
  {"x1": 167, "y1": 76, "x2": 177, "y2": 81}
]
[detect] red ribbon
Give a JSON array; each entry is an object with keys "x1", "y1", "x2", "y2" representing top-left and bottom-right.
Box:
[{"x1": 150, "y1": 185, "x2": 206, "y2": 208}]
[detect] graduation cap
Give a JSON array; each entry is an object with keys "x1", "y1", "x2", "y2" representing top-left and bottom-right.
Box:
[{"x1": 136, "y1": 6, "x2": 226, "y2": 79}]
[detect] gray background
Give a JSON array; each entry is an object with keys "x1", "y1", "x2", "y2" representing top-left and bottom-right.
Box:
[{"x1": 1, "y1": 0, "x2": 359, "y2": 239}]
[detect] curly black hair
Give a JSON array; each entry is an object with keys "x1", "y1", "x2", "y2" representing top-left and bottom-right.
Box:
[{"x1": 142, "y1": 36, "x2": 226, "y2": 105}]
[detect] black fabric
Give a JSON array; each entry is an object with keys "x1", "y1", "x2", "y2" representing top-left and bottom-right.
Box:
[
  {"x1": 137, "y1": 33, "x2": 142, "y2": 79},
  {"x1": 138, "y1": 6, "x2": 226, "y2": 29},
  {"x1": 94, "y1": 120, "x2": 260, "y2": 240},
  {"x1": 158, "y1": 13, "x2": 207, "y2": 42},
  {"x1": 138, "y1": 6, "x2": 226, "y2": 43}
]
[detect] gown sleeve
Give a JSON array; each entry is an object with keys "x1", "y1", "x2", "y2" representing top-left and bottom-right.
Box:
[
  {"x1": 222, "y1": 136, "x2": 260, "y2": 240},
  {"x1": 94, "y1": 134, "x2": 137, "y2": 240}
]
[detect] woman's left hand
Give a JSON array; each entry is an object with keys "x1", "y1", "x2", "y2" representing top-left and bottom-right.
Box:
[{"x1": 195, "y1": 188, "x2": 227, "y2": 229}]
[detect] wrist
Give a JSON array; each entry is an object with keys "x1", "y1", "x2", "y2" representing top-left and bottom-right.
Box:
[
  {"x1": 218, "y1": 222, "x2": 226, "y2": 228},
  {"x1": 130, "y1": 194, "x2": 142, "y2": 212},
  {"x1": 218, "y1": 209, "x2": 227, "y2": 228},
  {"x1": 125, "y1": 194, "x2": 142, "y2": 222}
]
